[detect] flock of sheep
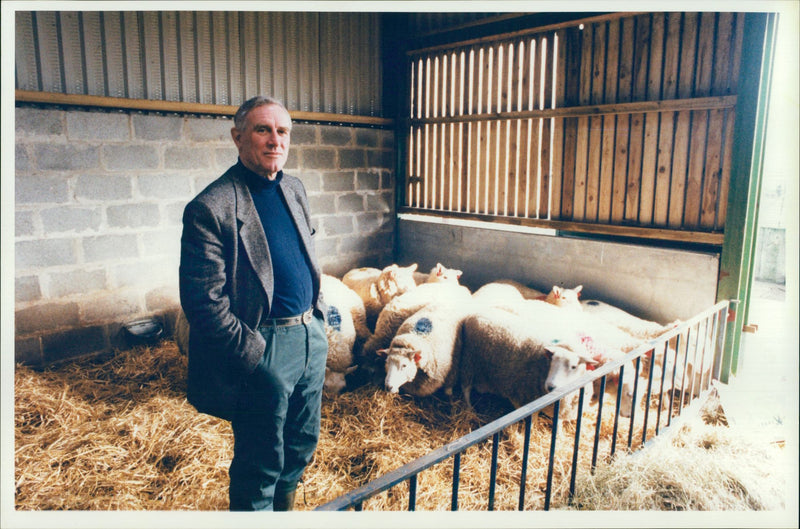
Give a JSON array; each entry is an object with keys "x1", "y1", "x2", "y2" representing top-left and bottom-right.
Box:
[
  {"x1": 319, "y1": 263, "x2": 710, "y2": 420},
  {"x1": 177, "y1": 262, "x2": 711, "y2": 422}
]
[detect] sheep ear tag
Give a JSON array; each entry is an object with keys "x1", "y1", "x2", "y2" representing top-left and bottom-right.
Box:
[{"x1": 413, "y1": 352, "x2": 422, "y2": 364}]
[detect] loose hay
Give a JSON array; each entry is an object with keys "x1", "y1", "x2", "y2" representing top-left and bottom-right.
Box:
[{"x1": 14, "y1": 341, "x2": 786, "y2": 511}]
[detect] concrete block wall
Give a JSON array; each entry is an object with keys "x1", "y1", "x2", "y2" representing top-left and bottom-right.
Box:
[{"x1": 14, "y1": 106, "x2": 395, "y2": 366}]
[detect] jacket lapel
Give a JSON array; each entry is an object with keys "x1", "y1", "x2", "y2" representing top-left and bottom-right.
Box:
[{"x1": 233, "y1": 171, "x2": 274, "y2": 301}]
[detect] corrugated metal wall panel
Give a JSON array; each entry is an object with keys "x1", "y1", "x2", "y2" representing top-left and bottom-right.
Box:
[{"x1": 15, "y1": 10, "x2": 383, "y2": 116}]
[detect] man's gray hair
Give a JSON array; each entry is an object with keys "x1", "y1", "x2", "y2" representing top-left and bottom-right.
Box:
[{"x1": 233, "y1": 96, "x2": 289, "y2": 130}]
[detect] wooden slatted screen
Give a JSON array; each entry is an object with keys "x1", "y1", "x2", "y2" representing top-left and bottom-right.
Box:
[{"x1": 404, "y1": 12, "x2": 745, "y2": 244}]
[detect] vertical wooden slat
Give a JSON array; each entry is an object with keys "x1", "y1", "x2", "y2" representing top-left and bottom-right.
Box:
[
  {"x1": 496, "y1": 43, "x2": 511, "y2": 215},
  {"x1": 626, "y1": 15, "x2": 651, "y2": 223},
  {"x1": 573, "y1": 21, "x2": 594, "y2": 221},
  {"x1": 668, "y1": 12, "x2": 698, "y2": 228},
  {"x1": 716, "y1": 108, "x2": 736, "y2": 229},
  {"x1": 485, "y1": 45, "x2": 498, "y2": 215},
  {"x1": 457, "y1": 50, "x2": 468, "y2": 212},
  {"x1": 700, "y1": 108, "x2": 725, "y2": 228},
  {"x1": 550, "y1": 31, "x2": 566, "y2": 220},
  {"x1": 469, "y1": 47, "x2": 483, "y2": 214},
  {"x1": 424, "y1": 57, "x2": 434, "y2": 209},
  {"x1": 653, "y1": 12, "x2": 681, "y2": 226},
  {"x1": 599, "y1": 19, "x2": 619, "y2": 229},
  {"x1": 639, "y1": 13, "x2": 662, "y2": 225},
  {"x1": 585, "y1": 21, "x2": 606, "y2": 222},
  {"x1": 560, "y1": 27, "x2": 582, "y2": 221},
  {"x1": 613, "y1": 17, "x2": 635, "y2": 223}
]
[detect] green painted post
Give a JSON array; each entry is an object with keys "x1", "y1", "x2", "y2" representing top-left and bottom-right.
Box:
[{"x1": 717, "y1": 12, "x2": 779, "y2": 383}]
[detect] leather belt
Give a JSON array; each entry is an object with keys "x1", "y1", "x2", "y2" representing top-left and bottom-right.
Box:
[{"x1": 259, "y1": 308, "x2": 314, "y2": 328}]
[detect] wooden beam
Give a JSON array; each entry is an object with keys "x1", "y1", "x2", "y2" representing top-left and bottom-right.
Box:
[
  {"x1": 408, "y1": 96, "x2": 737, "y2": 125},
  {"x1": 15, "y1": 90, "x2": 394, "y2": 127},
  {"x1": 398, "y1": 207, "x2": 724, "y2": 245}
]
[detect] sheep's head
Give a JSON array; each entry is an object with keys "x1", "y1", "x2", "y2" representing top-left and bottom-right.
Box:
[
  {"x1": 383, "y1": 348, "x2": 421, "y2": 394},
  {"x1": 544, "y1": 344, "x2": 597, "y2": 393},
  {"x1": 426, "y1": 263, "x2": 463, "y2": 284},
  {"x1": 545, "y1": 285, "x2": 583, "y2": 309},
  {"x1": 377, "y1": 264, "x2": 419, "y2": 303}
]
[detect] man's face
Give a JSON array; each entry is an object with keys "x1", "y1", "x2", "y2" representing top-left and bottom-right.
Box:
[{"x1": 231, "y1": 103, "x2": 292, "y2": 179}]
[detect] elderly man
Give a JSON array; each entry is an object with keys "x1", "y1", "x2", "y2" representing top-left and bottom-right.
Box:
[{"x1": 179, "y1": 95, "x2": 328, "y2": 511}]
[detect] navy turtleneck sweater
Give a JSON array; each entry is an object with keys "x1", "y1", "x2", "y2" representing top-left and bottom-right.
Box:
[{"x1": 242, "y1": 163, "x2": 313, "y2": 318}]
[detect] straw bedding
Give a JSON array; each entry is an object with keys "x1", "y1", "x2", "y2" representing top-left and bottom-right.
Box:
[{"x1": 14, "y1": 340, "x2": 786, "y2": 511}]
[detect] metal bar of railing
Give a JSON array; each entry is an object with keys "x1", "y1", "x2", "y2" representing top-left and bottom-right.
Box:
[
  {"x1": 314, "y1": 300, "x2": 731, "y2": 511},
  {"x1": 544, "y1": 400, "x2": 560, "y2": 511},
  {"x1": 568, "y1": 386, "x2": 587, "y2": 503},
  {"x1": 591, "y1": 376, "x2": 607, "y2": 471},
  {"x1": 627, "y1": 356, "x2": 642, "y2": 449},
  {"x1": 409, "y1": 475, "x2": 416, "y2": 511},
  {"x1": 488, "y1": 432, "x2": 499, "y2": 510},
  {"x1": 518, "y1": 415, "x2": 532, "y2": 510},
  {"x1": 452, "y1": 452, "x2": 460, "y2": 511}
]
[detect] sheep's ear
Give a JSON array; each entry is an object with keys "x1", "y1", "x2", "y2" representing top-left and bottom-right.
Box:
[
  {"x1": 408, "y1": 263, "x2": 419, "y2": 272},
  {"x1": 574, "y1": 285, "x2": 583, "y2": 295},
  {"x1": 455, "y1": 269, "x2": 463, "y2": 279},
  {"x1": 376, "y1": 348, "x2": 389, "y2": 358},
  {"x1": 345, "y1": 365, "x2": 358, "y2": 374},
  {"x1": 435, "y1": 263, "x2": 444, "y2": 276},
  {"x1": 552, "y1": 286, "x2": 563, "y2": 297},
  {"x1": 578, "y1": 352, "x2": 599, "y2": 365}
]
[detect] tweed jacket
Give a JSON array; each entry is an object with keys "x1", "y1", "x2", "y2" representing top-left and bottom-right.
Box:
[{"x1": 179, "y1": 161, "x2": 325, "y2": 421}]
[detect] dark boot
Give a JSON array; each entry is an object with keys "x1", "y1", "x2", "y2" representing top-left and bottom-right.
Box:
[{"x1": 273, "y1": 489, "x2": 297, "y2": 511}]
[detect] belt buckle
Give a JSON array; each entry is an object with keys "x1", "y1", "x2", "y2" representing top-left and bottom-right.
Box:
[{"x1": 302, "y1": 310, "x2": 312, "y2": 324}]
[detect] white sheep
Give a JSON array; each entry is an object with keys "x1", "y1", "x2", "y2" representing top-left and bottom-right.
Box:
[
  {"x1": 320, "y1": 273, "x2": 372, "y2": 373},
  {"x1": 459, "y1": 307, "x2": 592, "y2": 417},
  {"x1": 342, "y1": 263, "x2": 419, "y2": 329},
  {"x1": 413, "y1": 262, "x2": 463, "y2": 285},
  {"x1": 581, "y1": 299, "x2": 677, "y2": 340},
  {"x1": 493, "y1": 279, "x2": 546, "y2": 300},
  {"x1": 471, "y1": 281, "x2": 526, "y2": 307},
  {"x1": 380, "y1": 300, "x2": 471, "y2": 397},
  {"x1": 362, "y1": 282, "x2": 473, "y2": 358}
]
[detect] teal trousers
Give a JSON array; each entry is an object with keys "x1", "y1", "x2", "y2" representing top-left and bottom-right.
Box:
[{"x1": 229, "y1": 313, "x2": 328, "y2": 511}]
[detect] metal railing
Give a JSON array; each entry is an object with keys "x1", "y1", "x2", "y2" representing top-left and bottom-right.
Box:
[{"x1": 315, "y1": 300, "x2": 732, "y2": 511}]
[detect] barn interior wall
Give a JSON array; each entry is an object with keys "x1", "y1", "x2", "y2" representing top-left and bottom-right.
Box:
[
  {"x1": 14, "y1": 106, "x2": 395, "y2": 365},
  {"x1": 396, "y1": 218, "x2": 720, "y2": 323}
]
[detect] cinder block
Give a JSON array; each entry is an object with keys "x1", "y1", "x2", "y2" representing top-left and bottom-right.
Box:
[
  {"x1": 322, "y1": 171, "x2": 355, "y2": 192},
  {"x1": 15, "y1": 301, "x2": 80, "y2": 334},
  {"x1": 214, "y1": 147, "x2": 239, "y2": 170},
  {"x1": 302, "y1": 147, "x2": 336, "y2": 170},
  {"x1": 16, "y1": 144, "x2": 32, "y2": 171},
  {"x1": 16, "y1": 107, "x2": 64, "y2": 137},
  {"x1": 79, "y1": 290, "x2": 143, "y2": 324},
  {"x1": 48, "y1": 268, "x2": 107, "y2": 298},
  {"x1": 42, "y1": 326, "x2": 108, "y2": 364},
  {"x1": 112, "y1": 258, "x2": 176, "y2": 288},
  {"x1": 381, "y1": 172, "x2": 394, "y2": 190},
  {"x1": 357, "y1": 172, "x2": 380, "y2": 191},
  {"x1": 337, "y1": 193, "x2": 365, "y2": 213},
  {"x1": 355, "y1": 212, "x2": 386, "y2": 234},
  {"x1": 137, "y1": 173, "x2": 192, "y2": 199},
  {"x1": 133, "y1": 114, "x2": 183, "y2": 141},
  {"x1": 290, "y1": 125, "x2": 317, "y2": 145},
  {"x1": 35, "y1": 144, "x2": 100, "y2": 171},
  {"x1": 103, "y1": 144, "x2": 160, "y2": 171},
  {"x1": 366, "y1": 192, "x2": 393, "y2": 213},
  {"x1": 368, "y1": 149, "x2": 393, "y2": 169},
  {"x1": 15, "y1": 275, "x2": 42, "y2": 303},
  {"x1": 379, "y1": 130, "x2": 395, "y2": 149},
  {"x1": 312, "y1": 237, "x2": 339, "y2": 258},
  {"x1": 67, "y1": 112, "x2": 130, "y2": 141},
  {"x1": 355, "y1": 128, "x2": 380, "y2": 148},
  {"x1": 82, "y1": 234, "x2": 139, "y2": 262},
  {"x1": 308, "y1": 194, "x2": 336, "y2": 215},
  {"x1": 165, "y1": 202, "x2": 187, "y2": 226},
  {"x1": 15, "y1": 336, "x2": 43, "y2": 366},
  {"x1": 15, "y1": 174, "x2": 70, "y2": 204},
  {"x1": 186, "y1": 117, "x2": 232, "y2": 142},
  {"x1": 40, "y1": 206, "x2": 102, "y2": 234},
  {"x1": 338, "y1": 234, "x2": 375, "y2": 254},
  {"x1": 16, "y1": 238, "x2": 77, "y2": 269},
  {"x1": 339, "y1": 148, "x2": 367, "y2": 169},
  {"x1": 321, "y1": 216, "x2": 355, "y2": 236},
  {"x1": 15, "y1": 211, "x2": 36, "y2": 237},
  {"x1": 320, "y1": 126, "x2": 352, "y2": 146},
  {"x1": 165, "y1": 146, "x2": 212, "y2": 169},
  {"x1": 141, "y1": 228, "x2": 181, "y2": 257},
  {"x1": 75, "y1": 174, "x2": 132, "y2": 201},
  {"x1": 106, "y1": 203, "x2": 161, "y2": 228},
  {"x1": 297, "y1": 172, "x2": 322, "y2": 193}
]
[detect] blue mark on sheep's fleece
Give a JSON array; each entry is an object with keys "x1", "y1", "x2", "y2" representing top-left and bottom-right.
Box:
[
  {"x1": 413, "y1": 317, "x2": 433, "y2": 335},
  {"x1": 326, "y1": 306, "x2": 342, "y2": 331},
  {"x1": 586, "y1": 300, "x2": 600, "y2": 306}
]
